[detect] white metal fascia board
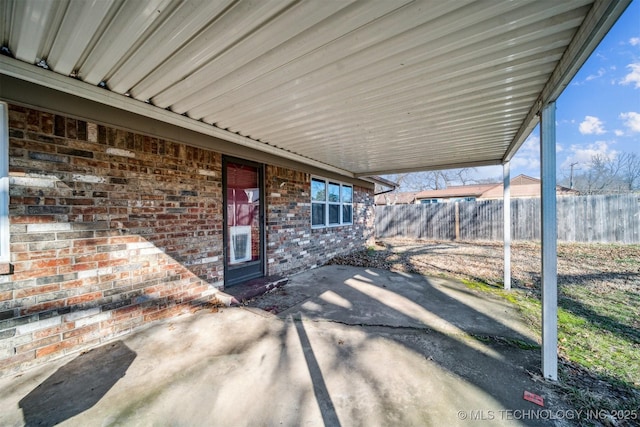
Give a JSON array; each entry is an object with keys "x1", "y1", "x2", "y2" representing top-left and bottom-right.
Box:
[
  {"x1": 355, "y1": 159, "x2": 505, "y2": 178},
  {"x1": 503, "y1": 0, "x2": 632, "y2": 163},
  {"x1": 0, "y1": 56, "x2": 354, "y2": 178}
]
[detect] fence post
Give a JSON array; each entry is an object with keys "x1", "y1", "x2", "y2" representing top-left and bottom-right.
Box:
[{"x1": 454, "y1": 202, "x2": 460, "y2": 240}]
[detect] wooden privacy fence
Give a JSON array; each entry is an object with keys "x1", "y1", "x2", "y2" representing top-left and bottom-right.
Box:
[{"x1": 375, "y1": 194, "x2": 640, "y2": 243}]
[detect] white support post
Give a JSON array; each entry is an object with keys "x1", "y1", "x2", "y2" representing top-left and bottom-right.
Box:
[
  {"x1": 540, "y1": 102, "x2": 558, "y2": 381},
  {"x1": 0, "y1": 103, "x2": 9, "y2": 265},
  {"x1": 503, "y1": 161, "x2": 511, "y2": 290}
]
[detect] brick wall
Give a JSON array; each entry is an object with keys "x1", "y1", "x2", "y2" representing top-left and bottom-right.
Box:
[
  {"x1": 1, "y1": 104, "x2": 225, "y2": 375},
  {"x1": 0, "y1": 104, "x2": 375, "y2": 375},
  {"x1": 265, "y1": 166, "x2": 374, "y2": 275}
]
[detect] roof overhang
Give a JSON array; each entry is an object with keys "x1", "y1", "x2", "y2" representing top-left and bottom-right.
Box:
[{"x1": 0, "y1": 0, "x2": 631, "y2": 177}]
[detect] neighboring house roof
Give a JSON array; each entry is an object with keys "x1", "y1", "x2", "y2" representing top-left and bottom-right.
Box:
[
  {"x1": 414, "y1": 184, "x2": 497, "y2": 200},
  {"x1": 374, "y1": 192, "x2": 419, "y2": 205},
  {"x1": 510, "y1": 175, "x2": 541, "y2": 186},
  {"x1": 480, "y1": 181, "x2": 578, "y2": 199},
  {"x1": 378, "y1": 175, "x2": 578, "y2": 204}
]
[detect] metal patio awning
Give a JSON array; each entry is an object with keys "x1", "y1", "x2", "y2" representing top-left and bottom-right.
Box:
[{"x1": 0, "y1": 0, "x2": 630, "y2": 177}]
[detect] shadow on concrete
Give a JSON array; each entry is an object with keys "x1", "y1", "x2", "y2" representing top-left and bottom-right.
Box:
[
  {"x1": 260, "y1": 265, "x2": 560, "y2": 425},
  {"x1": 292, "y1": 315, "x2": 341, "y2": 427},
  {"x1": 19, "y1": 340, "x2": 136, "y2": 427}
]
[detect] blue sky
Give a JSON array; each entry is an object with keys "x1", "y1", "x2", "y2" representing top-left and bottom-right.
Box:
[{"x1": 477, "y1": 0, "x2": 640, "y2": 182}]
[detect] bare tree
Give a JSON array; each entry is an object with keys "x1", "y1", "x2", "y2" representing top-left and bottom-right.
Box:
[
  {"x1": 619, "y1": 152, "x2": 640, "y2": 191},
  {"x1": 562, "y1": 151, "x2": 640, "y2": 194},
  {"x1": 383, "y1": 167, "x2": 478, "y2": 192}
]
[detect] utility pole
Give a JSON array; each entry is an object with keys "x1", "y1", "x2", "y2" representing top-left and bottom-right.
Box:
[{"x1": 569, "y1": 162, "x2": 579, "y2": 189}]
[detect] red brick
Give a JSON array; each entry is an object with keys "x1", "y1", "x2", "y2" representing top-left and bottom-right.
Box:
[
  {"x1": 66, "y1": 292, "x2": 102, "y2": 306},
  {"x1": 114, "y1": 305, "x2": 142, "y2": 319},
  {"x1": 73, "y1": 238, "x2": 109, "y2": 247},
  {"x1": 31, "y1": 258, "x2": 72, "y2": 269},
  {"x1": 143, "y1": 306, "x2": 182, "y2": 322},
  {"x1": 21, "y1": 299, "x2": 66, "y2": 315},
  {"x1": 0, "y1": 290, "x2": 12, "y2": 301},
  {"x1": 36, "y1": 338, "x2": 79, "y2": 358},
  {"x1": 59, "y1": 263, "x2": 97, "y2": 274},
  {"x1": 108, "y1": 236, "x2": 140, "y2": 244},
  {"x1": 14, "y1": 284, "x2": 60, "y2": 298},
  {"x1": 61, "y1": 279, "x2": 89, "y2": 289},
  {"x1": 8, "y1": 108, "x2": 26, "y2": 129},
  {"x1": 12, "y1": 267, "x2": 58, "y2": 281},
  {"x1": 63, "y1": 324, "x2": 100, "y2": 340},
  {"x1": 75, "y1": 253, "x2": 109, "y2": 263},
  {"x1": 0, "y1": 351, "x2": 35, "y2": 371},
  {"x1": 41, "y1": 112, "x2": 54, "y2": 134},
  {"x1": 12, "y1": 249, "x2": 58, "y2": 261},
  {"x1": 33, "y1": 324, "x2": 66, "y2": 339},
  {"x1": 15, "y1": 335, "x2": 61, "y2": 353}
]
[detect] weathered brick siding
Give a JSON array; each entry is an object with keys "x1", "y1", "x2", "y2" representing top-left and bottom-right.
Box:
[
  {"x1": 266, "y1": 166, "x2": 374, "y2": 275},
  {"x1": 1, "y1": 105, "x2": 225, "y2": 375},
  {"x1": 0, "y1": 104, "x2": 374, "y2": 375}
]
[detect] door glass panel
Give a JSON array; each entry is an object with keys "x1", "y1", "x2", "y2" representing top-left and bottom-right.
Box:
[{"x1": 226, "y1": 163, "x2": 260, "y2": 265}]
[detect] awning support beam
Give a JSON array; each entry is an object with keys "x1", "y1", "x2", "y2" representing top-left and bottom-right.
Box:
[
  {"x1": 503, "y1": 161, "x2": 511, "y2": 291},
  {"x1": 540, "y1": 102, "x2": 558, "y2": 381}
]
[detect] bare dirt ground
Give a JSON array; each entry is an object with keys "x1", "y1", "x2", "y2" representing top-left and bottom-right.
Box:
[{"x1": 329, "y1": 238, "x2": 640, "y2": 294}]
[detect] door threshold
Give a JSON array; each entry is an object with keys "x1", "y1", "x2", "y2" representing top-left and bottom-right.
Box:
[{"x1": 225, "y1": 275, "x2": 288, "y2": 305}]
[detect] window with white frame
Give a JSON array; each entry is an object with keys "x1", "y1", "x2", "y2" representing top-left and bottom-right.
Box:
[
  {"x1": 311, "y1": 177, "x2": 353, "y2": 227},
  {"x1": 0, "y1": 103, "x2": 9, "y2": 264}
]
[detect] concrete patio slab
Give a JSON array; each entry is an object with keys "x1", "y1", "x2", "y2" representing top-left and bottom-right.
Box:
[{"x1": 0, "y1": 266, "x2": 571, "y2": 426}]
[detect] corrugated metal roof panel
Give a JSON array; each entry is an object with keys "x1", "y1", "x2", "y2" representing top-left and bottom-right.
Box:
[{"x1": 0, "y1": 0, "x2": 630, "y2": 177}]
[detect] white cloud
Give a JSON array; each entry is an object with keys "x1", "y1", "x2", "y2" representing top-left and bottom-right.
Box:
[
  {"x1": 620, "y1": 62, "x2": 640, "y2": 88},
  {"x1": 473, "y1": 165, "x2": 503, "y2": 181},
  {"x1": 614, "y1": 129, "x2": 624, "y2": 136},
  {"x1": 585, "y1": 68, "x2": 606, "y2": 81},
  {"x1": 561, "y1": 141, "x2": 618, "y2": 169},
  {"x1": 620, "y1": 111, "x2": 640, "y2": 133},
  {"x1": 578, "y1": 116, "x2": 606, "y2": 135},
  {"x1": 510, "y1": 134, "x2": 540, "y2": 171},
  {"x1": 630, "y1": 37, "x2": 640, "y2": 46}
]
